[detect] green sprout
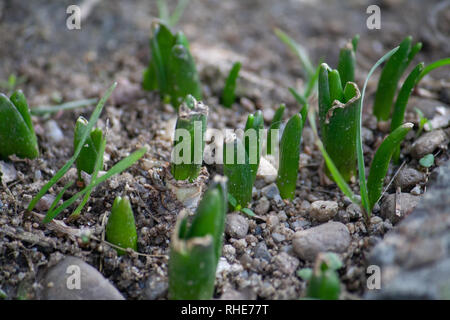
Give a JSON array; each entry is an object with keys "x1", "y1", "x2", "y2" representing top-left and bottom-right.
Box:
[
  {"x1": 337, "y1": 35, "x2": 359, "y2": 86},
  {"x1": 171, "y1": 95, "x2": 208, "y2": 181},
  {"x1": 244, "y1": 110, "x2": 264, "y2": 183},
  {"x1": 275, "y1": 28, "x2": 320, "y2": 100},
  {"x1": 414, "y1": 108, "x2": 432, "y2": 138},
  {"x1": 276, "y1": 113, "x2": 305, "y2": 200},
  {"x1": 0, "y1": 74, "x2": 26, "y2": 95},
  {"x1": 106, "y1": 196, "x2": 138, "y2": 256},
  {"x1": 156, "y1": 0, "x2": 190, "y2": 28},
  {"x1": 266, "y1": 104, "x2": 285, "y2": 156},
  {"x1": 30, "y1": 98, "x2": 97, "y2": 117},
  {"x1": 169, "y1": 176, "x2": 227, "y2": 300},
  {"x1": 223, "y1": 136, "x2": 253, "y2": 209},
  {"x1": 311, "y1": 47, "x2": 414, "y2": 222},
  {"x1": 142, "y1": 21, "x2": 202, "y2": 110},
  {"x1": 0, "y1": 90, "x2": 39, "y2": 160},
  {"x1": 373, "y1": 36, "x2": 422, "y2": 121},
  {"x1": 318, "y1": 64, "x2": 361, "y2": 182},
  {"x1": 389, "y1": 57, "x2": 450, "y2": 160},
  {"x1": 74, "y1": 116, "x2": 104, "y2": 183},
  {"x1": 298, "y1": 252, "x2": 343, "y2": 300},
  {"x1": 221, "y1": 62, "x2": 241, "y2": 108},
  {"x1": 27, "y1": 83, "x2": 147, "y2": 223}
]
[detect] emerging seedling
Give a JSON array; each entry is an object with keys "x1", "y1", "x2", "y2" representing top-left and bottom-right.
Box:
[
  {"x1": 276, "y1": 113, "x2": 304, "y2": 200},
  {"x1": 106, "y1": 196, "x2": 138, "y2": 256},
  {"x1": 373, "y1": 36, "x2": 422, "y2": 121},
  {"x1": 169, "y1": 176, "x2": 227, "y2": 300},
  {"x1": 311, "y1": 47, "x2": 414, "y2": 223},
  {"x1": 298, "y1": 252, "x2": 343, "y2": 300},
  {"x1": 74, "y1": 116, "x2": 104, "y2": 183},
  {"x1": 337, "y1": 35, "x2": 359, "y2": 86},
  {"x1": 318, "y1": 64, "x2": 361, "y2": 182},
  {"x1": 171, "y1": 95, "x2": 208, "y2": 181},
  {"x1": 142, "y1": 22, "x2": 202, "y2": 110},
  {"x1": 221, "y1": 62, "x2": 241, "y2": 108},
  {"x1": 0, "y1": 90, "x2": 39, "y2": 159},
  {"x1": 27, "y1": 83, "x2": 147, "y2": 223},
  {"x1": 244, "y1": 110, "x2": 264, "y2": 182},
  {"x1": 266, "y1": 104, "x2": 285, "y2": 156},
  {"x1": 223, "y1": 136, "x2": 253, "y2": 209}
]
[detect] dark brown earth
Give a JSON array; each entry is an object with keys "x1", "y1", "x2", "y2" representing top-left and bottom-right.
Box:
[{"x1": 0, "y1": 0, "x2": 449, "y2": 300}]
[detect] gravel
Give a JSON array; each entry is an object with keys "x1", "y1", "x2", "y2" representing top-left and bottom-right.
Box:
[
  {"x1": 380, "y1": 193, "x2": 421, "y2": 224},
  {"x1": 226, "y1": 214, "x2": 249, "y2": 239},
  {"x1": 309, "y1": 200, "x2": 339, "y2": 222}
]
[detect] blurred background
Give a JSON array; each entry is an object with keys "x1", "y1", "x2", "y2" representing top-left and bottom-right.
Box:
[{"x1": 0, "y1": 0, "x2": 449, "y2": 106}]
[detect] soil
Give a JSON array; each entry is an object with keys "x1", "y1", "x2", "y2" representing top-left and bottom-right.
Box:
[{"x1": 0, "y1": 0, "x2": 449, "y2": 300}]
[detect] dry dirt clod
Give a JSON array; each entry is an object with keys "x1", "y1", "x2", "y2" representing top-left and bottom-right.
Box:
[{"x1": 309, "y1": 200, "x2": 338, "y2": 222}]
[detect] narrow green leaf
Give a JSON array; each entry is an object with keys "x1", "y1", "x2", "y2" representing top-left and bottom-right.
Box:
[
  {"x1": 357, "y1": 47, "x2": 399, "y2": 215},
  {"x1": 328, "y1": 69, "x2": 344, "y2": 104},
  {"x1": 221, "y1": 62, "x2": 241, "y2": 108},
  {"x1": 367, "y1": 123, "x2": 413, "y2": 211},
  {"x1": 30, "y1": 98, "x2": 97, "y2": 116},
  {"x1": 373, "y1": 36, "x2": 416, "y2": 121},
  {"x1": 276, "y1": 113, "x2": 303, "y2": 200},
  {"x1": 417, "y1": 57, "x2": 450, "y2": 83},
  {"x1": 274, "y1": 28, "x2": 314, "y2": 79},
  {"x1": 28, "y1": 82, "x2": 117, "y2": 212},
  {"x1": 390, "y1": 63, "x2": 424, "y2": 162},
  {"x1": 169, "y1": 0, "x2": 190, "y2": 27},
  {"x1": 267, "y1": 104, "x2": 285, "y2": 155}
]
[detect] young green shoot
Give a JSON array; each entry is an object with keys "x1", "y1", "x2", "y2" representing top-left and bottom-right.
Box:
[
  {"x1": 0, "y1": 90, "x2": 39, "y2": 159},
  {"x1": 169, "y1": 176, "x2": 227, "y2": 300},
  {"x1": 142, "y1": 21, "x2": 202, "y2": 110},
  {"x1": 373, "y1": 36, "x2": 422, "y2": 121},
  {"x1": 318, "y1": 64, "x2": 360, "y2": 182},
  {"x1": 419, "y1": 154, "x2": 434, "y2": 168},
  {"x1": 337, "y1": 34, "x2": 359, "y2": 86},
  {"x1": 171, "y1": 95, "x2": 208, "y2": 181},
  {"x1": 106, "y1": 196, "x2": 138, "y2": 256},
  {"x1": 415, "y1": 108, "x2": 432, "y2": 138},
  {"x1": 221, "y1": 62, "x2": 241, "y2": 108},
  {"x1": 276, "y1": 113, "x2": 304, "y2": 200},
  {"x1": 30, "y1": 98, "x2": 97, "y2": 116},
  {"x1": 298, "y1": 253, "x2": 343, "y2": 300},
  {"x1": 267, "y1": 104, "x2": 285, "y2": 156},
  {"x1": 26, "y1": 83, "x2": 147, "y2": 223},
  {"x1": 244, "y1": 110, "x2": 264, "y2": 183},
  {"x1": 223, "y1": 136, "x2": 253, "y2": 209}
]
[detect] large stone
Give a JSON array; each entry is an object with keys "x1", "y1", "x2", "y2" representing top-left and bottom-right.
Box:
[
  {"x1": 410, "y1": 129, "x2": 448, "y2": 159},
  {"x1": 292, "y1": 221, "x2": 350, "y2": 261},
  {"x1": 380, "y1": 193, "x2": 421, "y2": 224},
  {"x1": 225, "y1": 214, "x2": 249, "y2": 239},
  {"x1": 394, "y1": 167, "x2": 425, "y2": 189},
  {"x1": 366, "y1": 160, "x2": 450, "y2": 299},
  {"x1": 42, "y1": 256, "x2": 124, "y2": 300}
]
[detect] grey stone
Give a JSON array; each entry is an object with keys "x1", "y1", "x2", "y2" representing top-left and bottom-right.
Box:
[
  {"x1": 42, "y1": 256, "x2": 124, "y2": 300},
  {"x1": 292, "y1": 221, "x2": 351, "y2": 261},
  {"x1": 0, "y1": 161, "x2": 17, "y2": 184},
  {"x1": 346, "y1": 203, "x2": 362, "y2": 220},
  {"x1": 367, "y1": 160, "x2": 450, "y2": 299},
  {"x1": 226, "y1": 214, "x2": 249, "y2": 239},
  {"x1": 272, "y1": 233, "x2": 286, "y2": 243},
  {"x1": 394, "y1": 167, "x2": 425, "y2": 189},
  {"x1": 261, "y1": 183, "x2": 279, "y2": 199},
  {"x1": 35, "y1": 194, "x2": 57, "y2": 212},
  {"x1": 410, "y1": 129, "x2": 448, "y2": 159},
  {"x1": 254, "y1": 242, "x2": 271, "y2": 262},
  {"x1": 380, "y1": 193, "x2": 421, "y2": 224},
  {"x1": 309, "y1": 200, "x2": 338, "y2": 222}
]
